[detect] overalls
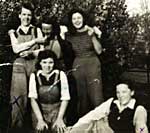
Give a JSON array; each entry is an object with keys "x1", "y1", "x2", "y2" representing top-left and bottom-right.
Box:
[
  {"x1": 10, "y1": 26, "x2": 39, "y2": 128},
  {"x1": 32, "y1": 71, "x2": 61, "y2": 133}
]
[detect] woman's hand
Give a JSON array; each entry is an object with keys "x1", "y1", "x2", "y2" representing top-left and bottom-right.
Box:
[
  {"x1": 36, "y1": 119, "x2": 48, "y2": 131},
  {"x1": 85, "y1": 25, "x2": 102, "y2": 38},
  {"x1": 52, "y1": 118, "x2": 67, "y2": 133},
  {"x1": 60, "y1": 25, "x2": 68, "y2": 40},
  {"x1": 93, "y1": 26, "x2": 102, "y2": 38},
  {"x1": 19, "y1": 50, "x2": 33, "y2": 57},
  {"x1": 85, "y1": 25, "x2": 94, "y2": 36},
  {"x1": 35, "y1": 36, "x2": 47, "y2": 44},
  {"x1": 65, "y1": 127, "x2": 72, "y2": 133}
]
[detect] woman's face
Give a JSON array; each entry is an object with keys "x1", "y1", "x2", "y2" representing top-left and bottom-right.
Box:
[
  {"x1": 72, "y1": 12, "x2": 84, "y2": 29},
  {"x1": 42, "y1": 23, "x2": 52, "y2": 37},
  {"x1": 40, "y1": 57, "x2": 54, "y2": 74},
  {"x1": 116, "y1": 84, "x2": 134, "y2": 106},
  {"x1": 19, "y1": 7, "x2": 32, "y2": 27}
]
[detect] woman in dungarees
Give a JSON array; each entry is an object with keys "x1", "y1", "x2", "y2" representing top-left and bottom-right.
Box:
[
  {"x1": 28, "y1": 50, "x2": 70, "y2": 133},
  {"x1": 8, "y1": 2, "x2": 46, "y2": 131},
  {"x1": 64, "y1": 9, "x2": 104, "y2": 118}
]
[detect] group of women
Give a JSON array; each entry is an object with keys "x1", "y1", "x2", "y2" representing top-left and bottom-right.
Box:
[{"x1": 8, "y1": 2, "x2": 148, "y2": 133}]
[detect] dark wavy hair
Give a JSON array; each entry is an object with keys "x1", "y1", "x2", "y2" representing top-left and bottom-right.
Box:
[
  {"x1": 19, "y1": 2, "x2": 36, "y2": 25},
  {"x1": 19, "y1": 2, "x2": 35, "y2": 15},
  {"x1": 112, "y1": 79, "x2": 136, "y2": 100},
  {"x1": 67, "y1": 9, "x2": 87, "y2": 35},
  {"x1": 42, "y1": 16, "x2": 60, "y2": 40},
  {"x1": 8, "y1": 2, "x2": 35, "y2": 30},
  {"x1": 36, "y1": 50, "x2": 58, "y2": 70},
  {"x1": 116, "y1": 79, "x2": 135, "y2": 91}
]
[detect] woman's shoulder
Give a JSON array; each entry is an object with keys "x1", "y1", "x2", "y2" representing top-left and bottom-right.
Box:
[
  {"x1": 53, "y1": 69, "x2": 60, "y2": 74},
  {"x1": 136, "y1": 105, "x2": 147, "y2": 113},
  {"x1": 35, "y1": 70, "x2": 42, "y2": 76},
  {"x1": 134, "y1": 99, "x2": 147, "y2": 110},
  {"x1": 53, "y1": 69, "x2": 66, "y2": 75}
]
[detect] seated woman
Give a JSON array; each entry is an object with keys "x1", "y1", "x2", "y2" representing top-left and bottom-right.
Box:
[
  {"x1": 28, "y1": 50, "x2": 70, "y2": 133},
  {"x1": 68, "y1": 80, "x2": 148, "y2": 133}
]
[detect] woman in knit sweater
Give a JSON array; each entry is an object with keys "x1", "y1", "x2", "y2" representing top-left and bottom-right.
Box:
[{"x1": 63, "y1": 9, "x2": 104, "y2": 119}]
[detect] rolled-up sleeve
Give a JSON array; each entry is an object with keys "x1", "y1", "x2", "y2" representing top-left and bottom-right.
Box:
[
  {"x1": 134, "y1": 105, "x2": 148, "y2": 133},
  {"x1": 60, "y1": 71, "x2": 70, "y2": 101},
  {"x1": 28, "y1": 73, "x2": 38, "y2": 99}
]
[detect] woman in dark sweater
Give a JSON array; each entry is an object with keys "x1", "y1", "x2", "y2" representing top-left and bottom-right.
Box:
[
  {"x1": 64, "y1": 9, "x2": 104, "y2": 118},
  {"x1": 41, "y1": 16, "x2": 74, "y2": 71},
  {"x1": 69, "y1": 80, "x2": 148, "y2": 133}
]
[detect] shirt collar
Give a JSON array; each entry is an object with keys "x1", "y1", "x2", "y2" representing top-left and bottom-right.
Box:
[
  {"x1": 37, "y1": 69, "x2": 59, "y2": 80},
  {"x1": 37, "y1": 70, "x2": 43, "y2": 77},
  {"x1": 17, "y1": 24, "x2": 34, "y2": 35},
  {"x1": 113, "y1": 98, "x2": 136, "y2": 110}
]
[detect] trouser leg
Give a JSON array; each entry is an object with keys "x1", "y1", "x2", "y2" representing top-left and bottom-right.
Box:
[
  {"x1": 73, "y1": 63, "x2": 91, "y2": 118},
  {"x1": 10, "y1": 66, "x2": 27, "y2": 128},
  {"x1": 86, "y1": 60, "x2": 103, "y2": 108}
]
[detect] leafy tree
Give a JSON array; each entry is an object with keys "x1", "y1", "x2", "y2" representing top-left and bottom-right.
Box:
[{"x1": 95, "y1": 0, "x2": 138, "y2": 98}]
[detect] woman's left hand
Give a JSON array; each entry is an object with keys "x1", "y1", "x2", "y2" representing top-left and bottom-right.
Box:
[
  {"x1": 52, "y1": 118, "x2": 67, "y2": 133},
  {"x1": 85, "y1": 25, "x2": 94, "y2": 36}
]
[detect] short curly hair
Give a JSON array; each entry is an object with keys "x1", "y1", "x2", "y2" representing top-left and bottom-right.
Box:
[
  {"x1": 36, "y1": 50, "x2": 58, "y2": 70},
  {"x1": 116, "y1": 79, "x2": 135, "y2": 91},
  {"x1": 19, "y1": 2, "x2": 35, "y2": 15},
  {"x1": 42, "y1": 16, "x2": 60, "y2": 39}
]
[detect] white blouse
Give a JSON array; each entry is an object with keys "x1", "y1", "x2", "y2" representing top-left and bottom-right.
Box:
[{"x1": 28, "y1": 70, "x2": 70, "y2": 101}]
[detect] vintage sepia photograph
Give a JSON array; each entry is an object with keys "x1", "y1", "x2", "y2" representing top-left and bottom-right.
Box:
[{"x1": 0, "y1": 0, "x2": 150, "y2": 132}]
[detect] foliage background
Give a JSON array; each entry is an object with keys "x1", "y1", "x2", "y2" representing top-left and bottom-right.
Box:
[{"x1": 0, "y1": 0, "x2": 150, "y2": 131}]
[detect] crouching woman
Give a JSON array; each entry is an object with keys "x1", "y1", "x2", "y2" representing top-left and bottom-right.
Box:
[{"x1": 28, "y1": 50, "x2": 70, "y2": 133}]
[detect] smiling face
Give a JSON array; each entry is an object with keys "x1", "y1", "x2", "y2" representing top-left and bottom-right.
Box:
[
  {"x1": 72, "y1": 12, "x2": 84, "y2": 29},
  {"x1": 42, "y1": 23, "x2": 52, "y2": 37},
  {"x1": 40, "y1": 57, "x2": 54, "y2": 74},
  {"x1": 116, "y1": 84, "x2": 134, "y2": 106},
  {"x1": 19, "y1": 7, "x2": 32, "y2": 27}
]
